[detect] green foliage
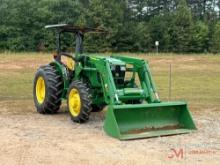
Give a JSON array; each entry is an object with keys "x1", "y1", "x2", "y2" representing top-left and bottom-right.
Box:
[
  {"x1": 210, "y1": 21, "x2": 220, "y2": 53},
  {"x1": 191, "y1": 21, "x2": 209, "y2": 52},
  {"x1": 172, "y1": 0, "x2": 193, "y2": 53},
  {"x1": 112, "y1": 22, "x2": 151, "y2": 52},
  {"x1": 0, "y1": 0, "x2": 220, "y2": 53},
  {"x1": 82, "y1": 0, "x2": 124, "y2": 52},
  {"x1": 149, "y1": 15, "x2": 172, "y2": 51}
]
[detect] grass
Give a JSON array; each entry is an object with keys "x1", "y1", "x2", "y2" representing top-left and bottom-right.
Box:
[{"x1": 0, "y1": 52, "x2": 219, "y2": 114}]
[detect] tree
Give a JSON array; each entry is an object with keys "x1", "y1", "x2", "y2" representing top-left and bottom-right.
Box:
[
  {"x1": 149, "y1": 14, "x2": 173, "y2": 52},
  {"x1": 79, "y1": 0, "x2": 124, "y2": 52},
  {"x1": 190, "y1": 21, "x2": 209, "y2": 52},
  {"x1": 171, "y1": 0, "x2": 193, "y2": 52},
  {"x1": 210, "y1": 21, "x2": 220, "y2": 53},
  {"x1": 113, "y1": 21, "x2": 152, "y2": 52}
]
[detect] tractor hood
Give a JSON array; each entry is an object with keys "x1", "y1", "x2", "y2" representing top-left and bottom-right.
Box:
[
  {"x1": 106, "y1": 57, "x2": 126, "y2": 65},
  {"x1": 89, "y1": 55, "x2": 126, "y2": 66}
]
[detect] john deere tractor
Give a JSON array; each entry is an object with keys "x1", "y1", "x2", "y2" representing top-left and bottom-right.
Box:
[{"x1": 33, "y1": 24, "x2": 196, "y2": 140}]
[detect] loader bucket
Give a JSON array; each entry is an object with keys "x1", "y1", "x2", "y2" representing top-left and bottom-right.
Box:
[{"x1": 104, "y1": 102, "x2": 196, "y2": 140}]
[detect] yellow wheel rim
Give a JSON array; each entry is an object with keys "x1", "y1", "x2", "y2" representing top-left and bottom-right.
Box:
[
  {"x1": 68, "y1": 88, "x2": 81, "y2": 117},
  {"x1": 36, "y1": 76, "x2": 46, "y2": 104}
]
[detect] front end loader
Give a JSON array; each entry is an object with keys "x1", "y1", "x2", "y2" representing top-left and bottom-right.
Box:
[{"x1": 33, "y1": 24, "x2": 196, "y2": 140}]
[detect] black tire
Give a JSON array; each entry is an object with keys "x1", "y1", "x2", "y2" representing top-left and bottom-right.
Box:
[
  {"x1": 91, "y1": 104, "x2": 105, "y2": 112},
  {"x1": 67, "y1": 80, "x2": 92, "y2": 123},
  {"x1": 33, "y1": 65, "x2": 63, "y2": 114}
]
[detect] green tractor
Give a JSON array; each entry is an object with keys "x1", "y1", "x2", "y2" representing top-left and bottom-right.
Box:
[{"x1": 33, "y1": 24, "x2": 196, "y2": 140}]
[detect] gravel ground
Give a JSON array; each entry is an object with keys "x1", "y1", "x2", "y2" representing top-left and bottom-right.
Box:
[{"x1": 0, "y1": 103, "x2": 219, "y2": 165}]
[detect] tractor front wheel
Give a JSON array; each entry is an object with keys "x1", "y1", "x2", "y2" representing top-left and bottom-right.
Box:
[{"x1": 67, "y1": 80, "x2": 92, "y2": 123}]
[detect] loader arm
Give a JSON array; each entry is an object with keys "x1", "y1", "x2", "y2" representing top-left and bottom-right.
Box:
[
  {"x1": 89, "y1": 58, "x2": 120, "y2": 105},
  {"x1": 111, "y1": 55, "x2": 160, "y2": 103}
]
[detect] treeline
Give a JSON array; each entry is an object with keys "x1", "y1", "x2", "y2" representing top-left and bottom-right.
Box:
[{"x1": 1, "y1": 0, "x2": 220, "y2": 53}]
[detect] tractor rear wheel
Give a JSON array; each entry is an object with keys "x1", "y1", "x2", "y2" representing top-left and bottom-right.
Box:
[
  {"x1": 33, "y1": 65, "x2": 63, "y2": 114},
  {"x1": 67, "y1": 80, "x2": 92, "y2": 123}
]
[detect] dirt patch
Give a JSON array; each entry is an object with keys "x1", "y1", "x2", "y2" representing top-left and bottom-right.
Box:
[
  {"x1": 0, "y1": 64, "x2": 23, "y2": 70},
  {"x1": 0, "y1": 54, "x2": 52, "y2": 71}
]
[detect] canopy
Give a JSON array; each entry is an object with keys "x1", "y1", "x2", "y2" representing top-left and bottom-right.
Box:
[{"x1": 45, "y1": 24, "x2": 107, "y2": 33}]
